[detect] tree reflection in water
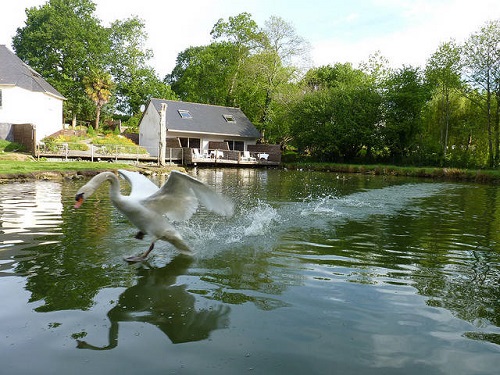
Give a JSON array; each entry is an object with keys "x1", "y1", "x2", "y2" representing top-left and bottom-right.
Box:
[{"x1": 76, "y1": 255, "x2": 230, "y2": 349}]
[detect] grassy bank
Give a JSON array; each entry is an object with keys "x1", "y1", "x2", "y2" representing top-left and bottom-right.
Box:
[
  {"x1": 0, "y1": 158, "x2": 131, "y2": 181},
  {"x1": 283, "y1": 162, "x2": 500, "y2": 183},
  {"x1": 0, "y1": 153, "x2": 183, "y2": 181},
  {"x1": 1, "y1": 152, "x2": 500, "y2": 184}
]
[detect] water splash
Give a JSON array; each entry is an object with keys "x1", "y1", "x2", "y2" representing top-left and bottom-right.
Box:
[
  {"x1": 299, "y1": 194, "x2": 344, "y2": 217},
  {"x1": 172, "y1": 182, "x2": 452, "y2": 259},
  {"x1": 242, "y1": 201, "x2": 280, "y2": 237}
]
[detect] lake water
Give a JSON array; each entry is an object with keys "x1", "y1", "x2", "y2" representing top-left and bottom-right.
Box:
[{"x1": 0, "y1": 168, "x2": 499, "y2": 374}]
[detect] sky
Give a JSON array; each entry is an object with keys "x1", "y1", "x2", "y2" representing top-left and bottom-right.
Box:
[{"x1": 1, "y1": 0, "x2": 499, "y2": 78}]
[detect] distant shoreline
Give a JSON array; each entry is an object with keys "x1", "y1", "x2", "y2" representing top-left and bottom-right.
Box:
[
  {"x1": 282, "y1": 163, "x2": 500, "y2": 184},
  {"x1": 1, "y1": 154, "x2": 499, "y2": 184}
]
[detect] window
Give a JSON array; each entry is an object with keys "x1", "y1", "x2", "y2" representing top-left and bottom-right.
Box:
[
  {"x1": 223, "y1": 114, "x2": 235, "y2": 123},
  {"x1": 224, "y1": 140, "x2": 244, "y2": 151},
  {"x1": 178, "y1": 109, "x2": 192, "y2": 119},
  {"x1": 179, "y1": 137, "x2": 200, "y2": 148}
]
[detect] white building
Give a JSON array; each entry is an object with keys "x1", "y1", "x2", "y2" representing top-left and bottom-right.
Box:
[
  {"x1": 0, "y1": 45, "x2": 65, "y2": 144},
  {"x1": 139, "y1": 98, "x2": 261, "y2": 157}
]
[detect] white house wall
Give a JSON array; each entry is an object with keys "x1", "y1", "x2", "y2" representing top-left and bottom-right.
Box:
[{"x1": 0, "y1": 86, "x2": 63, "y2": 143}]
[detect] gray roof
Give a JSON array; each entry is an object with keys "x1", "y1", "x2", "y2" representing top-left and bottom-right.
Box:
[
  {"x1": 150, "y1": 98, "x2": 261, "y2": 138},
  {"x1": 0, "y1": 45, "x2": 65, "y2": 100}
]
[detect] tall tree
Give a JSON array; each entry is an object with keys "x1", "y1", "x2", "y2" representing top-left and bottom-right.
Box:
[
  {"x1": 167, "y1": 43, "x2": 238, "y2": 105},
  {"x1": 425, "y1": 40, "x2": 462, "y2": 163},
  {"x1": 83, "y1": 69, "x2": 113, "y2": 130},
  {"x1": 254, "y1": 16, "x2": 310, "y2": 141},
  {"x1": 359, "y1": 50, "x2": 392, "y2": 89},
  {"x1": 211, "y1": 12, "x2": 264, "y2": 106},
  {"x1": 382, "y1": 66, "x2": 431, "y2": 163},
  {"x1": 13, "y1": 1, "x2": 174, "y2": 126},
  {"x1": 13, "y1": 0, "x2": 110, "y2": 126},
  {"x1": 290, "y1": 64, "x2": 382, "y2": 161},
  {"x1": 461, "y1": 19, "x2": 500, "y2": 167},
  {"x1": 109, "y1": 17, "x2": 175, "y2": 115}
]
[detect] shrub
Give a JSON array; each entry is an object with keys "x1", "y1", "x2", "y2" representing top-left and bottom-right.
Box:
[{"x1": 0, "y1": 139, "x2": 26, "y2": 152}]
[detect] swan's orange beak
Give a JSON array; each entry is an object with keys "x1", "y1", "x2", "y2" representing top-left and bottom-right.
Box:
[{"x1": 74, "y1": 193, "x2": 84, "y2": 209}]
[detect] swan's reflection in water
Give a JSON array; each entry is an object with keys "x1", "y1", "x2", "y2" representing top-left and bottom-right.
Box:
[{"x1": 77, "y1": 255, "x2": 230, "y2": 349}]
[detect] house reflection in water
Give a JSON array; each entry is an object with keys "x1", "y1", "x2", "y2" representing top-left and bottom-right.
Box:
[{"x1": 0, "y1": 181, "x2": 63, "y2": 254}]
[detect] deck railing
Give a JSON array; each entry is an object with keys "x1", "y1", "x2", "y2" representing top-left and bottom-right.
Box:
[
  {"x1": 34, "y1": 143, "x2": 279, "y2": 166},
  {"x1": 188, "y1": 148, "x2": 272, "y2": 165},
  {"x1": 36, "y1": 142, "x2": 153, "y2": 162}
]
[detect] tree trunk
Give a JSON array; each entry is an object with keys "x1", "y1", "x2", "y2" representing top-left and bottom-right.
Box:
[
  {"x1": 487, "y1": 80, "x2": 494, "y2": 168},
  {"x1": 95, "y1": 106, "x2": 101, "y2": 130},
  {"x1": 494, "y1": 90, "x2": 500, "y2": 166},
  {"x1": 443, "y1": 88, "x2": 450, "y2": 163}
]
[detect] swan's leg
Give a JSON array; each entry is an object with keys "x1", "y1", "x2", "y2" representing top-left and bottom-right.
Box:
[
  {"x1": 140, "y1": 242, "x2": 156, "y2": 259},
  {"x1": 124, "y1": 242, "x2": 154, "y2": 263}
]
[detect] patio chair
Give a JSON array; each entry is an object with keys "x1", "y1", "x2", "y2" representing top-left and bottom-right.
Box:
[
  {"x1": 242, "y1": 151, "x2": 256, "y2": 161},
  {"x1": 193, "y1": 148, "x2": 206, "y2": 159}
]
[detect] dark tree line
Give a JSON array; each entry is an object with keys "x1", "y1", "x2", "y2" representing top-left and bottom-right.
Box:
[{"x1": 12, "y1": 0, "x2": 500, "y2": 168}]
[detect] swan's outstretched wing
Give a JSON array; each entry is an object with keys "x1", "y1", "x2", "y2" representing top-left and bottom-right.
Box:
[
  {"x1": 143, "y1": 170, "x2": 234, "y2": 221},
  {"x1": 118, "y1": 170, "x2": 159, "y2": 199}
]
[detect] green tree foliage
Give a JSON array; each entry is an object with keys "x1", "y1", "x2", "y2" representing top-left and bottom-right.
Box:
[
  {"x1": 290, "y1": 63, "x2": 382, "y2": 161},
  {"x1": 167, "y1": 43, "x2": 238, "y2": 105},
  {"x1": 210, "y1": 12, "x2": 264, "y2": 106},
  {"x1": 382, "y1": 66, "x2": 431, "y2": 163},
  {"x1": 251, "y1": 16, "x2": 309, "y2": 142},
  {"x1": 109, "y1": 17, "x2": 176, "y2": 115},
  {"x1": 13, "y1": 0, "x2": 174, "y2": 127},
  {"x1": 425, "y1": 40, "x2": 462, "y2": 163},
  {"x1": 359, "y1": 50, "x2": 392, "y2": 89},
  {"x1": 83, "y1": 69, "x2": 113, "y2": 130},
  {"x1": 170, "y1": 13, "x2": 310, "y2": 144},
  {"x1": 461, "y1": 20, "x2": 500, "y2": 167},
  {"x1": 13, "y1": 0, "x2": 108, "y2": 126}
]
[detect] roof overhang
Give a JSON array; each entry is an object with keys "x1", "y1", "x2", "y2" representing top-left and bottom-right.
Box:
[{"x1": 166, "y1": 129, "x2": 259, "y2": 138}]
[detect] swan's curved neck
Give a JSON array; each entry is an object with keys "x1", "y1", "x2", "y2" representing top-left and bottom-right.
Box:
[{"x1": 89, "y1": 172, "x2": 121, "y2": 200}]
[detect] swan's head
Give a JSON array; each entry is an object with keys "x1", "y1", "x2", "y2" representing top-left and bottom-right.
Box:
[
  {"x1": 74, "y1": 185, "x2": 95, "y2": 208},
  {"x1": 74, "y1": 192, "x2": 85, "y2": 208}
]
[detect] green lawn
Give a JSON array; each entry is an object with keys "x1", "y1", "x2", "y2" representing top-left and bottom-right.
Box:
[{"x1": 0, "y1": 158, "x2": 133, "y2": 175}]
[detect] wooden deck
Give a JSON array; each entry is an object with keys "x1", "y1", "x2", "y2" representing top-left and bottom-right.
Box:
[
  {"x1": 185, "y1": 148, "x2": 279, "y2": 167},
  {"x1": 36, "y1": 143, "x2": 159, "y2": 163},
  {"x1": 35, "y1": 144, "x2": 280, "y2": 167}
]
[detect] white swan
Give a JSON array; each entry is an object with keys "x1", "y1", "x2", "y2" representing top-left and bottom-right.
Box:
[{"x1": 74, "y1": 169, "x2": 234, "y2": 262}]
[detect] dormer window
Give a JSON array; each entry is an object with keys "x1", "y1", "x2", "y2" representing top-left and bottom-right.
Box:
[
  {"x1": 178, "y1": 109, "x2": 192, "y2": 119},
  {"x1": 223, "y1": 114, "x2": 235, "y2": 123}
]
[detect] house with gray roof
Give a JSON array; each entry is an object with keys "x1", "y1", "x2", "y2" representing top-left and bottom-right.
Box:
[
  {"x1": 0, "y1": 45, "x2": 65, "y2": 145},
  {"x1": 139, "y1": 98, "x2": 262, "y2": 158}
]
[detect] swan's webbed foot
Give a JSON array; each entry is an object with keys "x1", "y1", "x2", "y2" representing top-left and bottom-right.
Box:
[
  {"x1": 135, "y1": 231, "x2": 145, "y2": 240},
  {"x1": 124, "y1": 242, "x2": 155, "y2": 263},
  {"x1": 124, "y1": 254, "x2": 146, "y2": 263}
]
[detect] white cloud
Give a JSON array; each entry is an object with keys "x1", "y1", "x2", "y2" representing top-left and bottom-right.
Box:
[{"x1": 311, "y1": 0, "x2": 500, "y2": 69}]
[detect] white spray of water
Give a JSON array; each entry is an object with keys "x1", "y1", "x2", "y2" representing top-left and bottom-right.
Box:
[
  {"x1": 242, "y1": 201, "x2": 280, "y2": 237},
  {"x1": 299, "y1": 194, "x2": 344, "y2": 217},
  {"x1": 172, "y1": 182, "x2": 452, "y2": 259}
]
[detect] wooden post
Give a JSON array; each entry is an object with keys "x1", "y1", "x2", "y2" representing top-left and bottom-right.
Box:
[{"x1": 159, "y1": 103, "x2": 167, "y2": 166}]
